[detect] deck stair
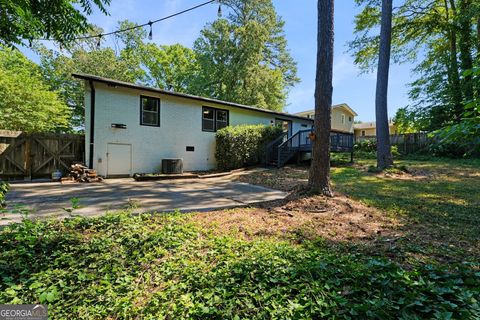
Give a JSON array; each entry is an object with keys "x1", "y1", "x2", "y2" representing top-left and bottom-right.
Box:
[{"x1": 265, "y1": 129, "x2": 354, "y2": 168}]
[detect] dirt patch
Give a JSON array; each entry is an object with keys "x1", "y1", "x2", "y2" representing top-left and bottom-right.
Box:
[
  {"x1": 379, "y1": 169, "x2": 433, "y2": 180},
  {"x1": 192, "y1": 191, "x2": 402, "y2": 250},
  {"x1": 235, "y1": 166, "x2": 308, "y2": 191}
]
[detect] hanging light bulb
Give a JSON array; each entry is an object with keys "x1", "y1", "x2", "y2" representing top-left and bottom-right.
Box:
[
  {"x1": 96, "y1": 35, "x2": 102, "y2": 50},
  {"x1": 217, "y1": 3, "x2": 222, "y2": 18},
  {"x1": 148, "y1": 21, "x2": 153, "y2": 40}
]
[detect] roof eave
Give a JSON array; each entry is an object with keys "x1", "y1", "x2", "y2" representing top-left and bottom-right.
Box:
[{"x1": 72, "y1": 73, "x2": 313, "y2": 122}]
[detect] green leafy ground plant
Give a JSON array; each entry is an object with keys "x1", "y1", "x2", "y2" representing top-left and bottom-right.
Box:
[{"x1": 0, "y1": 211, "x2": 479, "y2": 319}]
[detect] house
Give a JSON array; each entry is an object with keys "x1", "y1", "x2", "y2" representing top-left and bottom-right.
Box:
[
  {"x1": 294, "y1": 104, "x2": 358, "y2": 133},
  {"x1": 73, "y1": 73, "x2": 313, "y2": 177},
  {"x1": 353, "y1": 120, "x2": 397, "y2": 137}
]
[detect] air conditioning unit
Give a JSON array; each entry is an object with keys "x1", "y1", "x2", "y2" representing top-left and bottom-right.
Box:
[{"x1": 162, "y1": 158, "x2": 183, "y2": 174}]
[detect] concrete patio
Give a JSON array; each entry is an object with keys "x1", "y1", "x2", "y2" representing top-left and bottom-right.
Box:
[{"x1": 2, "y1": 174, "x2": 287, "y2": 225}]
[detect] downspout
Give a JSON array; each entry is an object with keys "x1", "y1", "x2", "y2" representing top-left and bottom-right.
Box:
[{"x1": 89, "y1": 81, "x2": 96, "y2": 169}]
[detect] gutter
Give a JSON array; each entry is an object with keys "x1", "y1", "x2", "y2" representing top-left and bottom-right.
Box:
[{"x1": 88, "y1": 81, "x2": 95, "y2": 169}]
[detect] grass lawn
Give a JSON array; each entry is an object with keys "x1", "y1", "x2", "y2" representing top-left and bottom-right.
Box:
[
  {"x1": 0, "y1": 156, "x2": 479, "y2": 319},
  {"x1": 237, "y1": 156, "x2": 480, "y2": 266}
]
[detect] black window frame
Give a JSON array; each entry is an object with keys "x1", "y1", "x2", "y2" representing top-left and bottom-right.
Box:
[
  {"x1": 202, "y1": 106, "x2": 229, "y2": 132},
  {"x1": 140, "y1": 95, "x2": 160, "y2": 127}
]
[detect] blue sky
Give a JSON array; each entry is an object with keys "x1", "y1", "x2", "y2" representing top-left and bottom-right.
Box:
[{"x1": 23, "y1": 0, "x2": 414, "y2": 122}]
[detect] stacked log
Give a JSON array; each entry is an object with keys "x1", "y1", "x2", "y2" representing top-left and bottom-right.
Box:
[{"x1": 67, "y1": 163, "x2": 103, "y2": 183}]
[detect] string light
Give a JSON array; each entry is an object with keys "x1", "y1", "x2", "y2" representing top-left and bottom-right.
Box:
[
  {"x1": 96, "y1": 35, "x2": 102, "y2": 49},
  {"x1": 148, "y1": 21, "x2": 153, "y2": 40},
  {"x1": 29, "y1": 0, "x2": 217, "y2": 44}
]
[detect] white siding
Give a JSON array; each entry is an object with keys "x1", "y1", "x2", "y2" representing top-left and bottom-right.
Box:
[{"x1": 89, "y1": 83, "x2": 311, "y2": 175}]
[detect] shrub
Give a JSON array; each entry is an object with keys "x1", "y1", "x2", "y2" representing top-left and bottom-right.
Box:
[
  {"x1": 215, "y1": 124, "x2": 283, "y2": 170},
  {"x1": 354, "y1": 139, "x2": 377, "y2": 153},
  {"x1": 354, "y1": 140, "x2": 400, "y2": 158},
  {"x1": 0, "y1": 180, "x2": 8, "y2": 207}
]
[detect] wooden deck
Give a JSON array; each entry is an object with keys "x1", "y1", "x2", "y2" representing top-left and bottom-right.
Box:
[{"x1": 266, "y1": 129, "x2": 354, "y2": 167}]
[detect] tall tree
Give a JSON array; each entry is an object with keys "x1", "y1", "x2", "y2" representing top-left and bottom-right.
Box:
[
  {"x1": 193, "y1": 0, "x2": 299, "y2": 111},
  {"x1": 141, "y1": 43, "x2": 199, "y2": 92},
  {"x1": 0, "y1": 46, "x2": 69, "y2": 132},
  {"x1": 308, "y1": 0, "x2": 334, "y2": 196},
  {"x1": 457, "y1": 0, "x2": 474, "y2": 102},
  {"x1": 0, "y1": 0, "x2": 110, "y2": 47},
  {"x1": 375, "y1": 0, "x2": 394, "y2": 169},
  {"x1": 350, "y1": 0, "x2": 479, "y2": 133},
  {"x1": 35, "y1": 26, "x2": 143, "y2": 130}
]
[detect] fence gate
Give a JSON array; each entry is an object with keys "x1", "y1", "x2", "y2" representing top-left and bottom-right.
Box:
[{"x1": 0, "y1": 130, "x2": 85, "y2": 180}]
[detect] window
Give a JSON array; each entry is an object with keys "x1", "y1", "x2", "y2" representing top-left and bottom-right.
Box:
[
  {"x1": 341, "y1": 114, "x2": 346, "y2": 124},
  {"x1": 202, "y1": 106, "x2": 229, "y2": 132},
  {"x1": 216, "y1": 109, "x2": 228, "y2": 130},
  {"x1": 202, "y1": 107, "x2": 215, "y2": 131},
  {"x1": 349, "y1": 116, "x2": 352, "y2": 122},
  {"x1": 361, "y1": 130, "x2": 366, "y2": 136},
  {"x1": 140, "y1": 96, "x2": 160, "y2": 126}
]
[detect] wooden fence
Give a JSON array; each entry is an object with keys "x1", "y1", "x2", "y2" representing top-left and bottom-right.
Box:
[
  {"x1": 355, "y1": 133, "x2": 430, "y2": 154},
  {"x1": 0, "y1": 130, "x2": 85, "y2": 180}
]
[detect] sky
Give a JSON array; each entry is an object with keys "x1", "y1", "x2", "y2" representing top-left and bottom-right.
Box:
[{"x1": 22, "y1": 0, "x2": 415, "y2": 122}]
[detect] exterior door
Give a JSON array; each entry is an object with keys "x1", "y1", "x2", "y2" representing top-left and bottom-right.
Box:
[{"x1": 107, "y1": 143, "x2": 132, "y2": 177}]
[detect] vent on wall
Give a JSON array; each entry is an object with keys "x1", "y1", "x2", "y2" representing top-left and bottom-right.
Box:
[{"x1": 162, "y1": 158, "x2": 183, "y2": 174}]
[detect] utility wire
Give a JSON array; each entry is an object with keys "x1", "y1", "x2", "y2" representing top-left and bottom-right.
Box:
[{"x1": 36, "y1": 0, "x2": 217, "y2": 42}]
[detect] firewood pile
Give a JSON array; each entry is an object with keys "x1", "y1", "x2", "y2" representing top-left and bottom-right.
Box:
[{"x1": 64, "y1": 163, "x2": 103, "y2": 183}]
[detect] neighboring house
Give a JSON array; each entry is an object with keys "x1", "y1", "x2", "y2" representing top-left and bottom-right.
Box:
[
  {"x1": 294, "y1": 104, "x2": 358, "y2": 133},
  {"x1": 353, "y1": 120, "x2": 397, "y2": 137},
  {"x1": 73, "y1": 73, "x2": 313, "y2": 177}
]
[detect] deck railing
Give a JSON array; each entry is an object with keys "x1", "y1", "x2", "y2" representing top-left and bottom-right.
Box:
[{"x1": 268, "y1": 129, "x2": 354, "y2": 167}]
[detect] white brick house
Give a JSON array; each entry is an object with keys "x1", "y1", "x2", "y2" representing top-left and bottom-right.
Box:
[{"x1": 73, "y1": 74, "x2": 313, "y2": 177}]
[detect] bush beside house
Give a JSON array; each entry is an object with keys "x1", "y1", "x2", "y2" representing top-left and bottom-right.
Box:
[{"x1": 215, "y1": 125, "x2": 283, "y2": 170}]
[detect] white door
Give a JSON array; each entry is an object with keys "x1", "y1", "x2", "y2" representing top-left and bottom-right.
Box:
[{"x1": 107, "y1": 143, "x2": 132, "y2": 177}]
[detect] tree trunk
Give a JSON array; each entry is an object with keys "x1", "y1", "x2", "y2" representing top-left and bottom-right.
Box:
[
  {"x1": 308, "y1": 0, "x2": 334, "y2": 196},
  {"x1": 458, "y1": 0, "x2": 474, "y2": 102},
  {"x1": 445, "y1": 0, "x2": 463, "y2": 117},
  {"x1": 477, "y1": 14, "x2": 480, "y2": 58},
  {"x1": 375, "y1": 0, "x2": 393, "y2": 169}
]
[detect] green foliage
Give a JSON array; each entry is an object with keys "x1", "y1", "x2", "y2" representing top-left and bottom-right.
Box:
[
  {"x1": 141, "y1": 43, "x2": 199, "y2": 92},
  {"x1": 393, "y1": 107, "x2": 420, "y2": 133},
  {"x1": 355, "y1": 139, "x2": 377, "y2": 153},
  {"x1": 0, "y1": 180, "x2": 8, "y2": 207},
  {"x1": 0, "y1": 0, "x2": 110, "y2": 47},
  {"x1": 215, "y1": 124, "x2": 283, "y2": 170},
  {"x1": 350, "y1": 0, "x2": 480, "y2": 133},
  {"x1": 0, "y1": 46, "x2": 70, "y2": 132},
  {"x1": 432, "y1": 68, "x2": 480, "y2": 156},
  {"x1": 0, "y1": 211, "x2": 479, "y2": 318},
  {"x1": 354, "y1": 139, "x2": 400, "y2": 158},
  {"x1": 193, "y1": 0, "x2": 299, "y2": 111},
  {"x1": 35, "y1": 23, "x2": 145, "y2": 129}
]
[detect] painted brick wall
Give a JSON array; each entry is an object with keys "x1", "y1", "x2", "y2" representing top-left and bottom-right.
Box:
[{"x1": 86, "y1": 83, "x2": 311, "y2": 176}]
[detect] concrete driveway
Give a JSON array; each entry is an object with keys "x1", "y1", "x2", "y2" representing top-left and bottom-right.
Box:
[{"x1": 2, "y1": 174, "x2": 286, "y2": 225}]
